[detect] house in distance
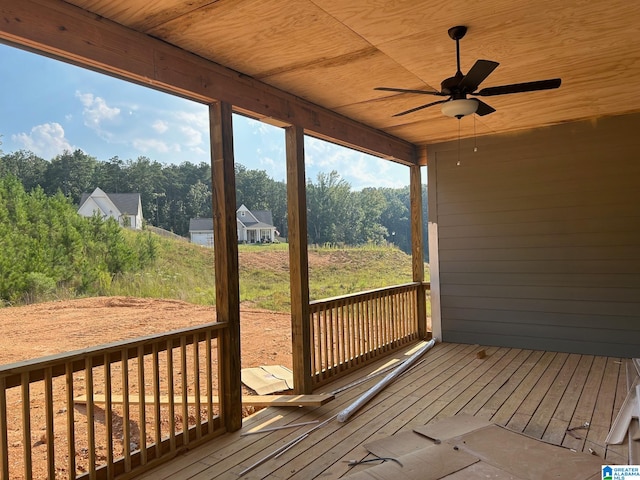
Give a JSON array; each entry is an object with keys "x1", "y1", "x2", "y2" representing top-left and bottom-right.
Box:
[
  {"x1": 78, "y1": 187, "x2": 144, "y2": 229},
  {"x1": 189, "y1": 204, "x2": 278, "y2": 246}
]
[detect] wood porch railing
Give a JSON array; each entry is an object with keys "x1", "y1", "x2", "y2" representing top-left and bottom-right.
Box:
[
  {"x1": 0, "y1": 284, "x2": 430, "y2": 478},
  {"x1": 0, "y1": 323, "x2": 225, "y2": 480},
  {"x1": 309, "y1": 282, "x2": 430, "y2": 387}
]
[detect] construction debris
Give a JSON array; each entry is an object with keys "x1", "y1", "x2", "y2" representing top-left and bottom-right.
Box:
[
  {"x1": 337, "y1": 339, "x2": 437, "y2": 423},
  {"x1": 238, "y1": 414, "x2": 337, "y2": 476}
]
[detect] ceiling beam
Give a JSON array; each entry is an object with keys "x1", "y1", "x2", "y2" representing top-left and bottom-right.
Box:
[{"x1": 0, "y1": 0, "x2": 417, "y2": 165}]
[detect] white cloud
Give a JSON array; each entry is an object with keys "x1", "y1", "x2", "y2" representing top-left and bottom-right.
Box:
[
  {"x1": 132, "y1": 138, "x2": 180, "y2": 154},
  {"x1": 247, "y1": 117, "x2": 274, "y2": 136},
  {"x1": 180, "y1": 125, "x2": 202, "y2": 146},
  {"x1": 152, "y1": 120, "x2": 169, "y2": 133},
  {"x1": 75, "y1": 91, "x2": 120, "y2": 130},
  {"x1": 304, "y1": 137, "x2": 408, "y2": 189},
  {"x1": 12, "y1": 122, "x2": 75, "y2": 158},
  {"x1": 189, "y1": 146, "x2": 207, "y2": 157},
  {"x1": 174, "y1": 110, "x2": 208, "y2": 131}
]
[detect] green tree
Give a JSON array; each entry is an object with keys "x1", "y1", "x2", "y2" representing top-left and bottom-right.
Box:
[
  {"x1": 45, "y1": 149, "x2": 98, "y2": 203},
  {"x1": 351, "y1": 187, "x2": 388, "y2": 244},
  {"x1": 0, "y1": 150, "x2": 48, "y2": 191},
  {"x1": 186, "y1": 180, "x2": 211, "y2": 218},
  {"x1": 306, "y1": 171, "x2": 353, "y2": 245},
  {"x1": 93, "y1": 156, "x2": 125, "y2": 193}
]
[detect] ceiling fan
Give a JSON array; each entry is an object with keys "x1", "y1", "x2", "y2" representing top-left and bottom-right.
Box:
[{"x1": 375, "y1": 25, "x2": 561, "y2": 118}]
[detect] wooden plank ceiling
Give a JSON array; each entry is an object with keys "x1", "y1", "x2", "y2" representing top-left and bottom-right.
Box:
[{"x1": 27, "y1": 1, "x2": 640, "y2": 146}]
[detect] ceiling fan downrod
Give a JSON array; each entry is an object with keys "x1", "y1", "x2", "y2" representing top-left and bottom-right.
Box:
[{"x1": 448, "y1": 25, "x2": 468, "y2": 75}]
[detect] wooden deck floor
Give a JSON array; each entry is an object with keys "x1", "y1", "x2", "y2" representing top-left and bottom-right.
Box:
[{"x1": 137, "y1": 342, "x2": 631, "y2": 479}]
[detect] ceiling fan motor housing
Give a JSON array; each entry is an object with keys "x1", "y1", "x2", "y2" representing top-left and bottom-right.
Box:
[{"x1": 441, "y1": 73, "x2": 465, "y2": 96}]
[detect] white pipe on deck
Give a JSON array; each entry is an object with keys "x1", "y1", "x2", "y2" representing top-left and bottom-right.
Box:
[{"x1": 336, "y1": 338, "x2": 437, "y2": 423}]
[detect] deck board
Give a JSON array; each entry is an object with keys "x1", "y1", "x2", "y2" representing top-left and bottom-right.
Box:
[
  {"x1": 541, "y1": 354, "x2": 594, "y2": 445},
  {"x1": 138, "y1": 342, "x2": 629, "y2": 479}
]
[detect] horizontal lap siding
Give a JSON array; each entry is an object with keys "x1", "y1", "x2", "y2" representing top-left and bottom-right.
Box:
[{"x1": 429, "y1": 113, "x2": 640, "y2": 357}]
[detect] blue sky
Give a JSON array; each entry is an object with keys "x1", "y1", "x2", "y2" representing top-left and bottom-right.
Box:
[{"x1": 0, "y1": 43, "x2": 412, "y2": 190}]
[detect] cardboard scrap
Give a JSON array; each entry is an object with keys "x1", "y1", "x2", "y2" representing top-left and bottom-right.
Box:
[
  {"x1": 345, "y1": 442, "x2": 480, "y2": 480},
  {"x1": 441, "y1": 462, "x2": 522, "y2": 479},
  {"x1": 364, "y1": 431, "x2": 432, "y2": 459},
  {"x1": 413, "y1": 414, "x2": 492, "y2": 442},
  {"x1": 346, "y1": 415, "x2": 604, "y2": 480},
  {"x1": 241, "y1": 365, "x2": 294, "y2": 395},
  {"x1": 364, "y1": 415, "x2": 491, "y2": 460},
  {"x1": 452, "y1": 425, "x2": 603, "y2": 480}
]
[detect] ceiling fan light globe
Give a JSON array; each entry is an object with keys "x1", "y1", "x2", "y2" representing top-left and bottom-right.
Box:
[{"x1": 441, "y1": 99, "x2": 478, "y2": 118}]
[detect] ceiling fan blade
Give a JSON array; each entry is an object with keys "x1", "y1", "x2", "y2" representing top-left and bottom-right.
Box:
[
  {"x1": 459, "y1": 60, "x2": 499, "y2": 92},
  {"x1": 475, "y1": 78, "x2": 562, "y2": 96},
  {"x1": 375, "y1": 87, "x2": 446, "y2": 96},
  {"x1": 392, "y1": 99, "x2": 449, "y2": 117},
  {"x1": 475, "y1": 100, "x2": 496, "y2": 116}
]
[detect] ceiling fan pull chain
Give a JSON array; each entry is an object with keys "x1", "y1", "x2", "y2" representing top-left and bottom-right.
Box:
[
  {"x1": 474, "y1": 115, "x2": 478, "y2": 152},
  {"x1": 456, "y1": 122, "x2": 461, "y2": 166}
]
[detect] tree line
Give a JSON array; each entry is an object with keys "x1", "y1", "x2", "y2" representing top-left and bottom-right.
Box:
[{"x1": 0, "y1": 148, "x2": 428, "y2": 255}]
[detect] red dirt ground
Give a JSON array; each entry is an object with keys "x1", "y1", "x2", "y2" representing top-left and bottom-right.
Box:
[
  {"x1": 0, "y1": 296, "x2": 293, "y2": 367},
  {"x1": 0, "y1": 297, "x2": 293, "y2": 479}
]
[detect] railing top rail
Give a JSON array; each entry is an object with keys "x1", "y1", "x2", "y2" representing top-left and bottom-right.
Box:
[
  {"x1": 0, "y1": 322, "x2": 225, "y2": 385},
  {"x1": 309, "y1": 281, "x2": 430, "y2": 306}
]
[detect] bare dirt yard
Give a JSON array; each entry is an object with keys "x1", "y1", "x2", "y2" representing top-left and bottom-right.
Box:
[
  {"x1": 0, "y1": 296, "x2": 293, "y2": 368},
  {"x1": 0, "y1": 297, "x2": 293, "y2": 479}
]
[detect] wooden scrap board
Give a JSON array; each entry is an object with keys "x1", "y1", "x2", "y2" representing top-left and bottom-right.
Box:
[
  {"x1": 74, "y1": 393, "x2": 333, "y2": 407},
  {"x1": 241, "y1": 365, "x2": 294, "y2": 395}
]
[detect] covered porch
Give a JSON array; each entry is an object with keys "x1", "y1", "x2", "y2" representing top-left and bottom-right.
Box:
[
  {"x1": 138, "y1": 341, "x2": 629, "y2": 479},
  {"x1": 0, "y1": 0, "x2": 639, "y2": 479}
]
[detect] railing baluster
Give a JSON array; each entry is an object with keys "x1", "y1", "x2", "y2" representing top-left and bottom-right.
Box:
[
  {"x1": 390, "y1": 293, "x2": 396, "y2": 346},
  {"x1": 0, "y1": 377, "x2": 9, "y2": 480},
  {"x1": 121, "y1": 347, "x2": 131, "y2": 473},
  {"x1": 44, "y1": 367, "x2": 55, "y2": 479},
  {"x1": 193, "y1": 335, "x2": 202, "y2": 439},
  {"x1": 180, "y1": 335, "x2": 189, "y2": 447},
  {"x1": 21, "y1": 372, "x2": 32, "y2": 480},
  {"x1": 378, "y1": 293, "x2": 383, "y2": 352},
  {"x1": 330, "y1": 305, "x2": 336, "y2": 373},
  {"x1": 85, "y1": 357, "x2": 96, "y2": 480},
  {"x1": 66, "y1": 363, "x2": 76, "y2": 480},
  {"x1": 166, "y1": 340, "x2": 176, "y2": 452},
  {"x1": 103, "y1": 355, "x2": 114, "y2": 478},
  {"x1": 349, "y1": 302, "x2": 356, "y2": 366},
  {"x1": 365, "y1": 297, "x2": 371, "y2": 360},
  {"x1": 205, "y1": 331, "x2": 213, "y2": 428},
  {"x1": 137, "y1": 345, "x2": 147, "y2": 466},
  {"x1": 309, "y1": 309, "x2": 316, "y2": 382},
  {"x1": 153, "y1": 343, "x2": 162, "y2": 458},
  {"x1": 403, "y1": 288, "x2": 408, "y2": 337},
  {"x1": 323, "y1": 309, "x2": 329, "y2": 379},
  {"x1": 339, "y1": 301, "x2": 346, "y2": 370}
]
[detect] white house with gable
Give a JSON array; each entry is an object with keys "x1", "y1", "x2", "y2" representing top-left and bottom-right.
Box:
[
  {"x1": 189, "y1": 204, "x2": 278, "y2": 246},
  {"x1": 78, "y1": 187, "x2": 144, "y2": 229}
]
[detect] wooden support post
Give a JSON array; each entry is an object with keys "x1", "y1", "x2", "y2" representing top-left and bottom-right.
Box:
[
  {"x1": 410, "y1": 164, "x2": 427, "y2": 339},
  {"x1": 210, "y1": 101, "x2": 242, "y2": 431},
  {"x1": 286, "y1": 125, "x2": 313, "y2": 394}
]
